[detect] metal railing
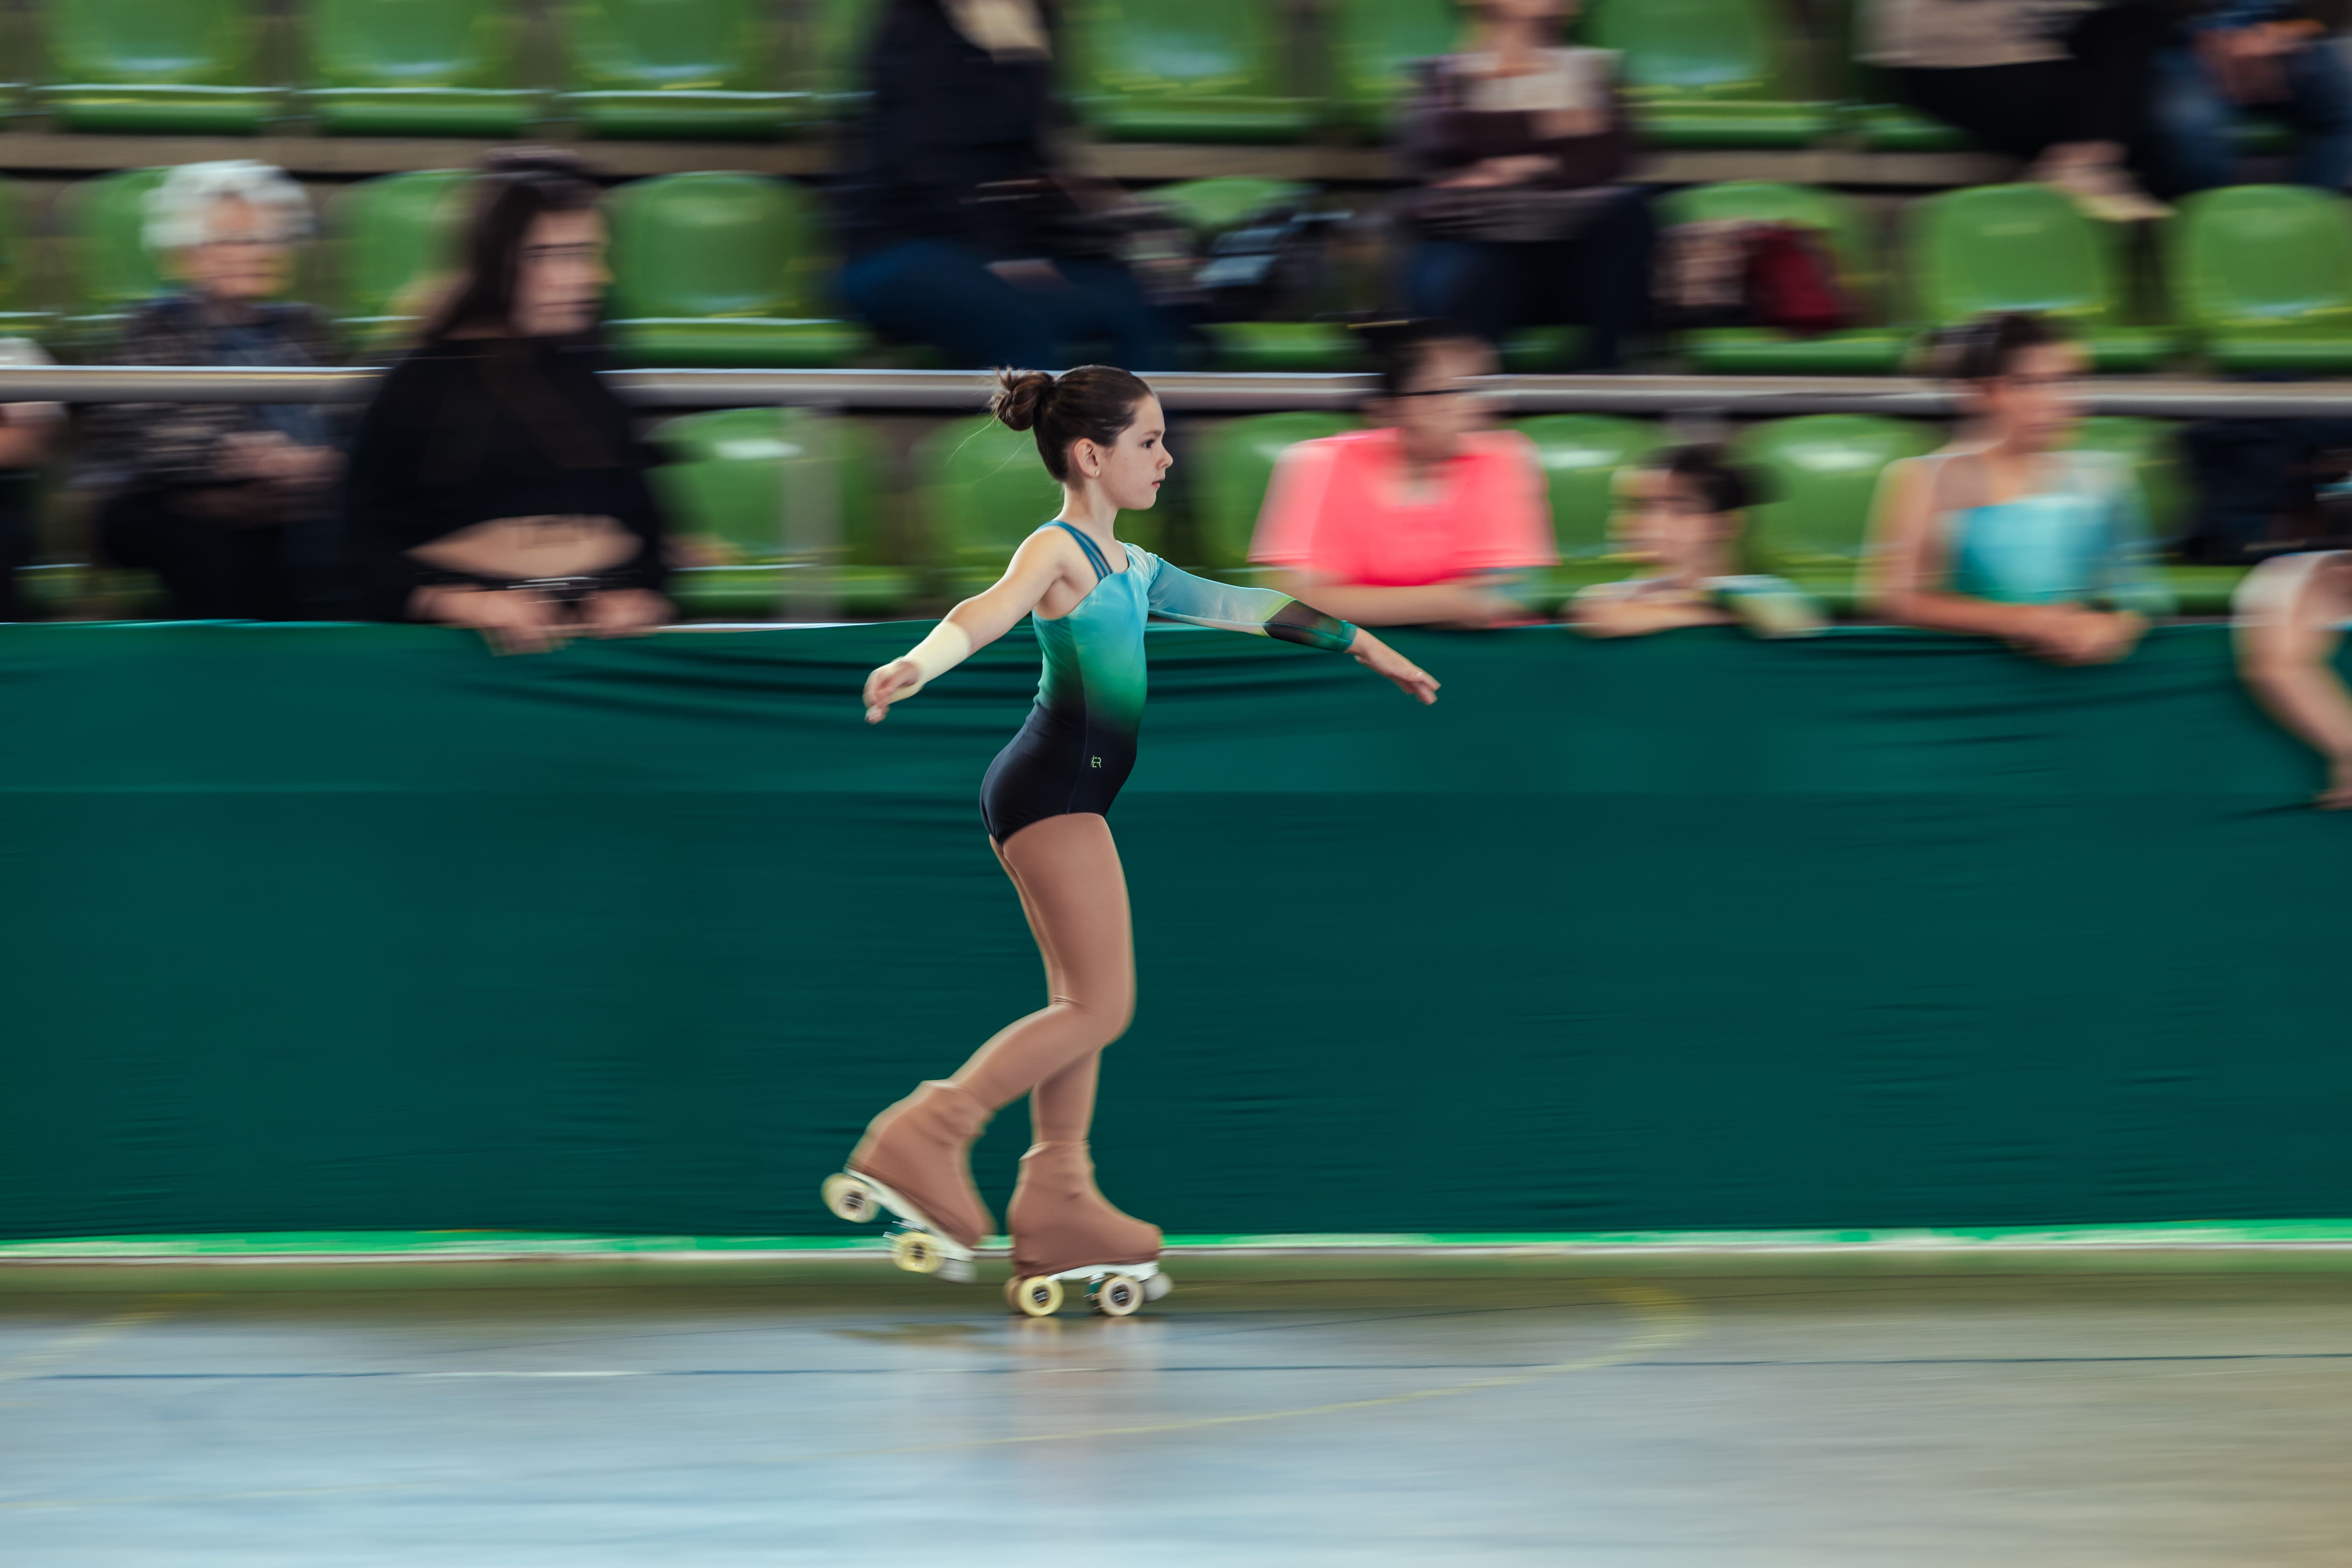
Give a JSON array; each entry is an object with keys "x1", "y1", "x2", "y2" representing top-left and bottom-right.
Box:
[{"x1": 9, "y1": 365, "x2": 2352, "y2": 417}]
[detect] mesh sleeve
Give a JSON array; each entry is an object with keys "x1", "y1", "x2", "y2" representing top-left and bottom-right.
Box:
[{"x1": 1143, "y1": 555, "x2": 1358, "y2": 652}]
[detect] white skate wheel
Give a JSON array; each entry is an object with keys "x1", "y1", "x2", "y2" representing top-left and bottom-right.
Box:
[
  {"x1": 1094, "y1": 1274, "x2": 1143, "y2": 1317},
  {"x1": 1011, "y1": 1276, "x2": 1064, "y2": 1318},
  {"x1": 890, "y1": 1230, "x2": 946, "y2": 1275},
  {"x1": 938, "y1": 1255, "x2": 976, "y2": 1285},
  {"x1": 821, "y1": 1173, "x2": 877, "y2": 1224},
  {"x1": 1142, "y1": 1271, "x2": 1173, "y2": 1303}
]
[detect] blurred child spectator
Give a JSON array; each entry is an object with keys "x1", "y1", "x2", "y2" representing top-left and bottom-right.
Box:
[
  {"x1": 82, "y1": 162, "x2": 342, "y2": 620},
  {"x1": 342, "y1": 152, "x2": 669, "y2": 653},
  {"x1": 2233, "y1": 549, "x2": 2352, "y2": 807},
  {"x1": 832, "y1": 0, "x2": 1178, "y2": 370},
  {"x1": 1867, "y1": 312, "x2": 2172, "y2": 664},
  {"x1": 1570, "y1": 445, "x2": 1824, "y2": 639},
  {"x1": 2147, "y1": 1, "x2": 2352, "y2": 195},
  {"x1": 1250, "y1": 318, "x2": 1553, "y2": 628},
  {"x1": 0, "y1": 335, "x2": 62, "y2": 621},
  {"x1": 1398, "y1": 0, "x2": 1653, "y2": 369},
  {"x1": 1861, "y1": 0, "x2": 2174, "y2": 221}
]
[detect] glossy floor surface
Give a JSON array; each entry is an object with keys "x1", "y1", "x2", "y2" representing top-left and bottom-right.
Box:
[{"x1": 4, "y1": 1254, "x2": 2350, "y2": 1565}]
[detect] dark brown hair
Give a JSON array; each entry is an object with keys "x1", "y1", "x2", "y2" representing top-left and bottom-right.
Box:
[
  {"x1": 1934, "y1": 311, "x2": 2060, "y2": 383},
  {"x1": 990, "y1": 365, "x2": 1155, "y2": 483},
  {"x1": 1647, "y1": 442, "x2": 1762, "y2": 515},
  {"x1": 1351, "y1": 316, "x2": 1483, "y2": 399},
  {"x1": 420, "y1": 149, "x2": 603, "y2": 343}
]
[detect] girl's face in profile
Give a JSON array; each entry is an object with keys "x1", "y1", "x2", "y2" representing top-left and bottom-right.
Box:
[{"x1": 1072, "y1": 395, "x2": 1174, "y2": 514}]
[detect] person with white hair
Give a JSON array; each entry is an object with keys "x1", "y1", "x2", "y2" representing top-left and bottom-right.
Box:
[{"x1": 83, "y1": 160, "x2": 344, "y2": 621}]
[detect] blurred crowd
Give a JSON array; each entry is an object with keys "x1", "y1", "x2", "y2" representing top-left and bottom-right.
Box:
[{"x1": 5, "y1": 0, "x2": 2352, "y2": 799}]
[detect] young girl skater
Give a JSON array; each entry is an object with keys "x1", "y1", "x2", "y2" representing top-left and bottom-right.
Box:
[{"x1": 822, "y1": 365, "x2": 1439, "y2": 1316}]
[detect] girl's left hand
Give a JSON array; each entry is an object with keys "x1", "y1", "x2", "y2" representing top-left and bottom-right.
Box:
[{"x1": 1351, "y1": 632, "x2": 1439, "y2": 705}]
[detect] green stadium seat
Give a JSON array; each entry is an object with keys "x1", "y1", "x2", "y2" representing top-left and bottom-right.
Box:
[
  {"x1": 306, "y1": 0, "x2": 540, "y2": 137},
  {"x1": 1657, "y1": 182, "x2": 1908, "y2": 374},
  {"x1": 2169, "y1": 184, "x2": 2352, "y2": 373},
  {"x1": 1148, "y1": 178, "x2": 1362, "y2": 372},
  {"x1": 808, "y1": 0, "x2": 887, "y2": 118},
  {"x1": 603, "y1": 173, "x2": 871, "y2": 368},
  {"x1": 1905, "y1": 183, "x2": 2180, "y2": 372},
  {"x1": 1329, "y1": 0, "x2": 1457, "y2": 139},
  {"x1": 1582, "y1": 0, "x2": 1835, "y2": 149},
  {"x1": 914, "y1": 414, "x2": 1069, "y2": 592},
  {"x1": 1823, "y1": 0, "x2": 1977, "y2": 152},
  {"x1": 43, "y1": 0, "x2": 278, "y2": 134},
  {"x1": 62, "y1": 169, "x2": 177, "y2": 348},
  {"x1": 2065, "y1": 415, "x2": 2188, "y2": 542},
  {"x1": 1513, "y1": 414, "x2": 1669, "y2": 566},
  {"x1": 648, "y1": 407, "x2": 909, "y2": 617},
  {"x1": 0, "y1": 180, "x2": 53, "y2": 341},
  {"x1": 559, "y1": 0, "x2": 798, "y2": 140},
  {"x1": 1189, "y1": 412, "x2": 1357, "y2": 570},
  {"x1": 1064, "y1": 0, "x2": 1317, "y2": 144},
  {"x1": 1731, "y1": 414, "x2": 1939, "y2": 595},
  {"x1": 326, "y1": 171, "x2": 472, "y2": 354},
  {"x1": 1498, "y1": 327, "x2": 1591, "y2": 373}
]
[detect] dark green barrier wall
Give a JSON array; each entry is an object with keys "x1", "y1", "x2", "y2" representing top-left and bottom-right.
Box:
[{"x1": 3, "y1": 622, "x2": 2347, "y2": 1240}]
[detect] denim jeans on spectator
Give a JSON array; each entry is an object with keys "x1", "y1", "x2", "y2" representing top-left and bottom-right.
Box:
[
  {"x1": 837, "y1": 239, "x2": 1181, "y2": 370},
  {"x1": 2146, "y1": 40, "x2": 2352, "y2": 195},
  {"x1": 1402, "y1": 187, "x2": 1656, "y2": 370}
]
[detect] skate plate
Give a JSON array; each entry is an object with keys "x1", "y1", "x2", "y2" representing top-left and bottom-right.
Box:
[
  {"x1": 820, "y1": 1171, "x2": 977, "y2": 1284},
  {"x1": 1005, "y1": 1261, "x2": 1173, "y2": 1318}
]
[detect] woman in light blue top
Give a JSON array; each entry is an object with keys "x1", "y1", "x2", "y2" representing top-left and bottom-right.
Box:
[{"x1": 1868, "y1": 312, "x2": 2171, "y2": 664}]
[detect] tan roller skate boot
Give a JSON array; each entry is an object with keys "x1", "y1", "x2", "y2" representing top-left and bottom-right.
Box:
[
  {"x1": 1002, "y1": 1140, "x2": 1169, "y2": 1318},
  {"x1": 820, "y1": 1080, "x2": 994, "y2": 1283}
]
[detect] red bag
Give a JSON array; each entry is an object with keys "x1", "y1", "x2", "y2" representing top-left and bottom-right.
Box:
[{"x1": 1744, "y1": 225, "x2": 1849, "y2": 337}]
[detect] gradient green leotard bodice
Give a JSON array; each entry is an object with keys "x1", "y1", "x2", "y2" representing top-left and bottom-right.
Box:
[{"x1": 979, "y1": 521, "x2": 1357, "y2": 843}]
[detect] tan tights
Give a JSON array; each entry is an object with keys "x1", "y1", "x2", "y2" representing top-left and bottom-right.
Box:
[{"x1": 947, "y1": 813, "x2": 1134, "y2": 1142}]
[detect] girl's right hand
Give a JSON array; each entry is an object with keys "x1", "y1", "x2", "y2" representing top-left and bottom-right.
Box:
[
  {"x1": 1350, "y1": 632, "x2": 1440, "y2": 705},
  {"x1": 863, "y1": 658, "x2": 924, "y2": 723}
]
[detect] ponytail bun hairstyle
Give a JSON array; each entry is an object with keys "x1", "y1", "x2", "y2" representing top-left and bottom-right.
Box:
[
  {"x1": 990, "y1": 364, "x2": 1156, "y2": 483},
  {"x1": 1934, "y1": 310, "x2": 2059, "y2": 384}
]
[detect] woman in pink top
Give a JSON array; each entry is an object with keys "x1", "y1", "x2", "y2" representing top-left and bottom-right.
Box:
[{"x1": 1249, "y1": 319, "x2": 1555, "y2": 627}]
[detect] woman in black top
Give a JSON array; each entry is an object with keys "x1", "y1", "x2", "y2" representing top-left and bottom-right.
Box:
[
  {"x1": 343, "y1": 152, "x2": 669, "y2": 651},
  {"x1": 831, "y1": 0, "x2": 1177, "y2": 371}
]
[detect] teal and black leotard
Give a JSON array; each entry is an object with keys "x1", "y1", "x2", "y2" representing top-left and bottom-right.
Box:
[{"x1": 980, "y1": 521, "x2": 1359, "y2": 843}]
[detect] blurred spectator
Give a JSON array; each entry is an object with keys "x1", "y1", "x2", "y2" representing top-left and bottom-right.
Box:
[
  {"x1": 832, "y1": 0, "x2": 1178, "y2": 370},
  {"x1": 1250, "y1": 318, "x2": 1553, "y2": 628},
  {"x1": 1866, "y1": 312, "x2": 2173, "y2": 665},
  {"x1": 2234, "y1": 548, "x2": 2352, "y2": 807},
  {"x1": 0, "y1": 335, "x2": 62, "y2": 622},
  {"x1": 1862, "y1": 0, "x2": 2174, "y2": 221},
  {"x1": 342, "y1": 152, "x2": 669, "y2": 654},
  {"x1": 1570, "y1": 445, "x2": 1825, "y2": 639},
  {"x1": 2147, "y1": 2, "x2": 2352, "y2": 195},
  {"x1": 83, "y1": 161, "x2": 342, "y2": 621},
  {"x1": 1397, "y1": 0, "x2": 1653, "y2": 370}
]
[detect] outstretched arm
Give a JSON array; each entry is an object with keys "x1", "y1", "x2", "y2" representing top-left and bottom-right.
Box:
[
  {"x1": 1147, "y1": 559, "x2": 1439, "y2": 704},
  {"x1": 2234, "y1": 551, "x2": 2352, "y2": 809},
  {"x1": 862, "y1": 531, "x2": 1071, "y2": 723}
]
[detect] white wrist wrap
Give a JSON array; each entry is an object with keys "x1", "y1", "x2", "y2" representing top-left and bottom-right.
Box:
[{"x1": 900, "y1": 621, "x2": 974, "y2": 694}]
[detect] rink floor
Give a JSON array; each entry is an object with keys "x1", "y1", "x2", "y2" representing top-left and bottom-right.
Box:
[{"x1": 4, "y1": 1250, "x2": 2350, "y2": 1565}]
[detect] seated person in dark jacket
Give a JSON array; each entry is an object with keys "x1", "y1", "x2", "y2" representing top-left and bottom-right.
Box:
[
  {"x1": 343, "y1": 152, "x2": 670, "y2": 653},
  {"x1": 832, "y1": 0, "x2": 1178, "y2": 370},
  {"x1": 1399, "y1": 0, "x2": 1654, "y2": 370},
  {"x1": 83, "y1": 160, "x2": 344, "y2": 621}
]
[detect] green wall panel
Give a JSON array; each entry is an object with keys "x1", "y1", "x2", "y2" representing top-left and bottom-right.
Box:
[{"x1": 1, "y1": 622, "x2": 2346, "y2": 1240}]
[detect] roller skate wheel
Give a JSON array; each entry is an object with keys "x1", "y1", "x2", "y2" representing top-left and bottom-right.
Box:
[
  {"x1": 1011, "y1": 1276, "x2": 1064, "y2": 1318},
  {"x1": 1093, "y1": 1274, "x2": 1143, "y2": 1317},
  {"x1": 1142, "y1": 1271, "x2": 1173, "y2": 1302},
  {"x1": 889, "y1": 1230, "x2": 946, "y2": 1275},
  {"x1": 938, "y1": 1255, "x2": 976, "y2": 1285},
  {"x1": 821, "y1": 1173, "x2": 877, "y2": 1224}
]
